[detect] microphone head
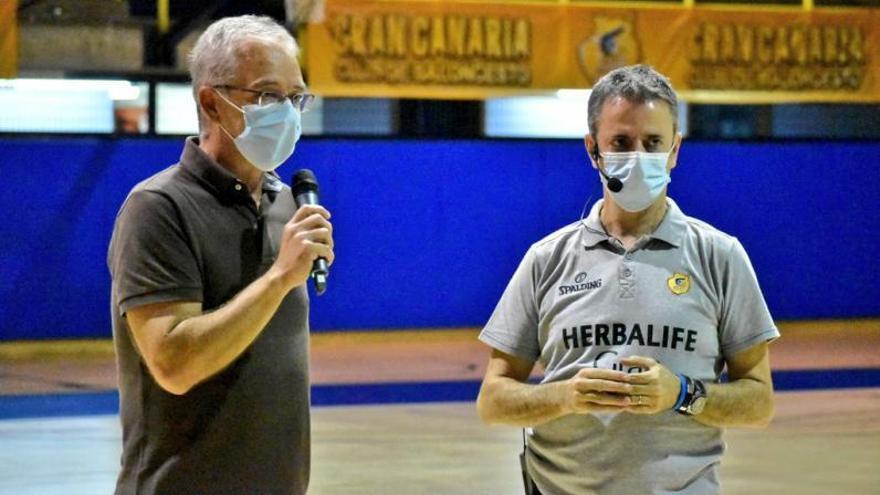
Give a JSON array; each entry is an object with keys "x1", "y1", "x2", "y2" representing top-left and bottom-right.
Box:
[
  {"x1": 292, "y1": 168, "x2": 319, "y2": 196},
  {"x1": 607, "y1": 178, "x2": 623, "y2": 193},
  {"x1": 597, "y1": 165, "x2": 624, "y2": 193}
]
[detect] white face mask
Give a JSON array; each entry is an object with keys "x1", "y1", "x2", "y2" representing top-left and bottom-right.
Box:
[
  {"x1": 600, "y1": 151, "x2": 672, "y2": 212},
  {"x1": 215, "y1": 90, "x2": 302, "y2": 172}
]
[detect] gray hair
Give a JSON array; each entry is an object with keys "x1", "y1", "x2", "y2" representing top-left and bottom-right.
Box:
[
  {"x1": 587, "y1": 64, "x2": 678, "y2": 138},
  {"x1": 188, "y1": 15, "x2": 299, "y2": 125}
]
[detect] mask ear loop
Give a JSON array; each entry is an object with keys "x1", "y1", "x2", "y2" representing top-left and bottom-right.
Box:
[
  {"x1": 212, "y1": 88, "x2": 247, "y2": 141},
  {"x1": 213, "y1": 87, "x2": 246, "y2": 114}
]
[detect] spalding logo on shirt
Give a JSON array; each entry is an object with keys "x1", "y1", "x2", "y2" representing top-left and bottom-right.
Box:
[{"x1": 558, "y1": 271, "x2": 603, "y2": 296}]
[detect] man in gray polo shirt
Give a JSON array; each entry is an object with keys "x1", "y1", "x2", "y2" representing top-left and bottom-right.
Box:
[
  {"x1": 107, "y1": 16, "x2": 332, "y2": 495},
  {"x1": 477, "y1": 65, "x2": 778, "y2": 494}
]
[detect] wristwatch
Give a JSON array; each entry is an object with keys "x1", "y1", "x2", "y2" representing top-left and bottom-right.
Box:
[{"x1": 677, "y1": 376, "x2": 707, "y2": 416}]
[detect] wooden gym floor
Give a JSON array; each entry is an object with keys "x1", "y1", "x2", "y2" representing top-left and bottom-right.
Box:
[{"x1": 0, "y1": 320, "x2": 878, "y2": 494}]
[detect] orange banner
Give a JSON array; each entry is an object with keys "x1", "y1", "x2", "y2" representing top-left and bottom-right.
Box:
[
  {"x1": 0, "y1": 0, "x2": 18, "y2": 78},
  {"x1": 306, "y1": 0, "x2": 880, "y2": 103}
]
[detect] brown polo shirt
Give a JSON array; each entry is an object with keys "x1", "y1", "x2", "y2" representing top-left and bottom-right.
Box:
[{"x1": 108, "y1": 137, "x2": 310, "y2": 495}]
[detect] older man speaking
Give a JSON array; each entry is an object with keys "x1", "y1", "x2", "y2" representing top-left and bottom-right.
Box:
[{"x1": 108, "y1": 15, "x2": 332, "y2": 494}]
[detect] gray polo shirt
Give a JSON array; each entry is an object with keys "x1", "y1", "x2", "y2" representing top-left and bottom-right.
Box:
[
  {"x1": 480, "y1": 198, "x2": 778, "y2": 495},
  {"x1": 108, "y1": 138, "x2": 310, "y2": 495}
]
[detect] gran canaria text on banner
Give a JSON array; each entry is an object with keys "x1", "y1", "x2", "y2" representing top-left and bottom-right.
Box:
[{"x1": 305, "y1": 0, "x2": 880, "y2": 103}]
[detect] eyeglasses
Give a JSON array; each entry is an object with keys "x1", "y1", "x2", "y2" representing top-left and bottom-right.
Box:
[{"x1": 213, "y1": 85, "x2": 315, "y2": 112}]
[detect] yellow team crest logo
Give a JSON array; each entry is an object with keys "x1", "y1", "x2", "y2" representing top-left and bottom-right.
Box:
[
  {"x1": 667, "y1": 273, "x2": 690, "y2": 295},
  {"x1": 577, "y1": 16, "x2": 642, "y2": 85}
]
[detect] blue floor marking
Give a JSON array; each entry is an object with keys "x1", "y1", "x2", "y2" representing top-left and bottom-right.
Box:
[{"x1": 1, "y1": 368, "x2": 878, "y2": 420}]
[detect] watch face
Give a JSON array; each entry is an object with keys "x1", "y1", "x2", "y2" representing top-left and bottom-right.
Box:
[{"x1": 689, "y1": 396, "x2": 707, "y2": 415}]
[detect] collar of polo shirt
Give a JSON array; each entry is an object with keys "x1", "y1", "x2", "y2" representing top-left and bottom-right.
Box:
[
  {"x1": 581, "y1": 198, "x2": 688, "y2": 249},
  {"x1": 180, "y1": 137, "x2": 284, "y2": 202}
]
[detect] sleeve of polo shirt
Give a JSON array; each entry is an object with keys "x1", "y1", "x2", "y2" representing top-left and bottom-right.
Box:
[
  {"x1": 718, "y1": 238, "x2": 779, "y2": 359},
  {"x1": 479, "y1": 248, "x2": 541, "y2": 362},
  {"x1": 110, "y1": 189, "x2": 203, "y2": 315}
]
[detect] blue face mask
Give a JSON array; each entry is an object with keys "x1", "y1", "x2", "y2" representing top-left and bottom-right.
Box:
[
  {"x1": 600, "y1": 151, "x2": 672, "y2": 212},
  {"x1": 216, "y1": 90, "x2": 302, "y2": 172}
]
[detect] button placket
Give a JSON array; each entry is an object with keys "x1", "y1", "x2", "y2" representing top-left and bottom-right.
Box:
[{"x1": 618, "y1": 251, "x2": 636, "y2": 298}]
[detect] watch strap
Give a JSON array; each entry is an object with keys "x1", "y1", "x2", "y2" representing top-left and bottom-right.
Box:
[
  {"x1": 676, "y1": 376, "x2": 707, "y2": 415},
  {"x1": 672, "y1": 373, "x2": 687, "y2": 411}
]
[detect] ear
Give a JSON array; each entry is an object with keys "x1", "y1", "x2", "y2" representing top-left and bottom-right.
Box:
[
  {"x1": 198, "y1": 86, "x2": 221, "y2": 124},
  {"x1": 668, "y1": 132, "x2": 683, "y2": 171},
  {"x1": 585, "y1": 134, "x2": 598, "y2": 169}
]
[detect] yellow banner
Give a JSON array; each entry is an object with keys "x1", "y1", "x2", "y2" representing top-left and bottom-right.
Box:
[
  {"x1": 0, "y1": 0, "x2": 18, "y2": 78},
  {"x1": 306, "y1": 0, "x2": 880, "y2": 103}
]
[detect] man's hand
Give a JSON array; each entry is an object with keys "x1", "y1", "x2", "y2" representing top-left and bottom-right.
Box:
[
  {"x1": 271, "y1": 204, "x2": 334, "y2": 291},
  {"x1": 620, "y1": 356, "x2": 681, "y2": 414},
  {"x1": 561, "y1": 368, "x2": 635, "y2": 414}
]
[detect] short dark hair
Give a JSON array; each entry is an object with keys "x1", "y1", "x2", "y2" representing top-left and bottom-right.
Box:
[{"x1": 587, "y1": 64, "x2": 679, "y2": 138}]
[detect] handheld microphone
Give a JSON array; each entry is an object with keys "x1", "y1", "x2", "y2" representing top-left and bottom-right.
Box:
[
  {"x1": 592, "y1": 147, "x2": 623, "y2": 193},
  {"x1": 291, "y1": 169, "x2": 329, "y2": 295}
]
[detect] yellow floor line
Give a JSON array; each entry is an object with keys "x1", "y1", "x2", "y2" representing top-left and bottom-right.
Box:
[{"x1": 0, "y1": 320, "x2": 876, "y2": 360}]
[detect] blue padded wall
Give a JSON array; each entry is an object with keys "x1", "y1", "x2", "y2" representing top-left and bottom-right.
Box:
[{"x1": 1, "y1": 137, "x2": 878, "y2": 340}]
